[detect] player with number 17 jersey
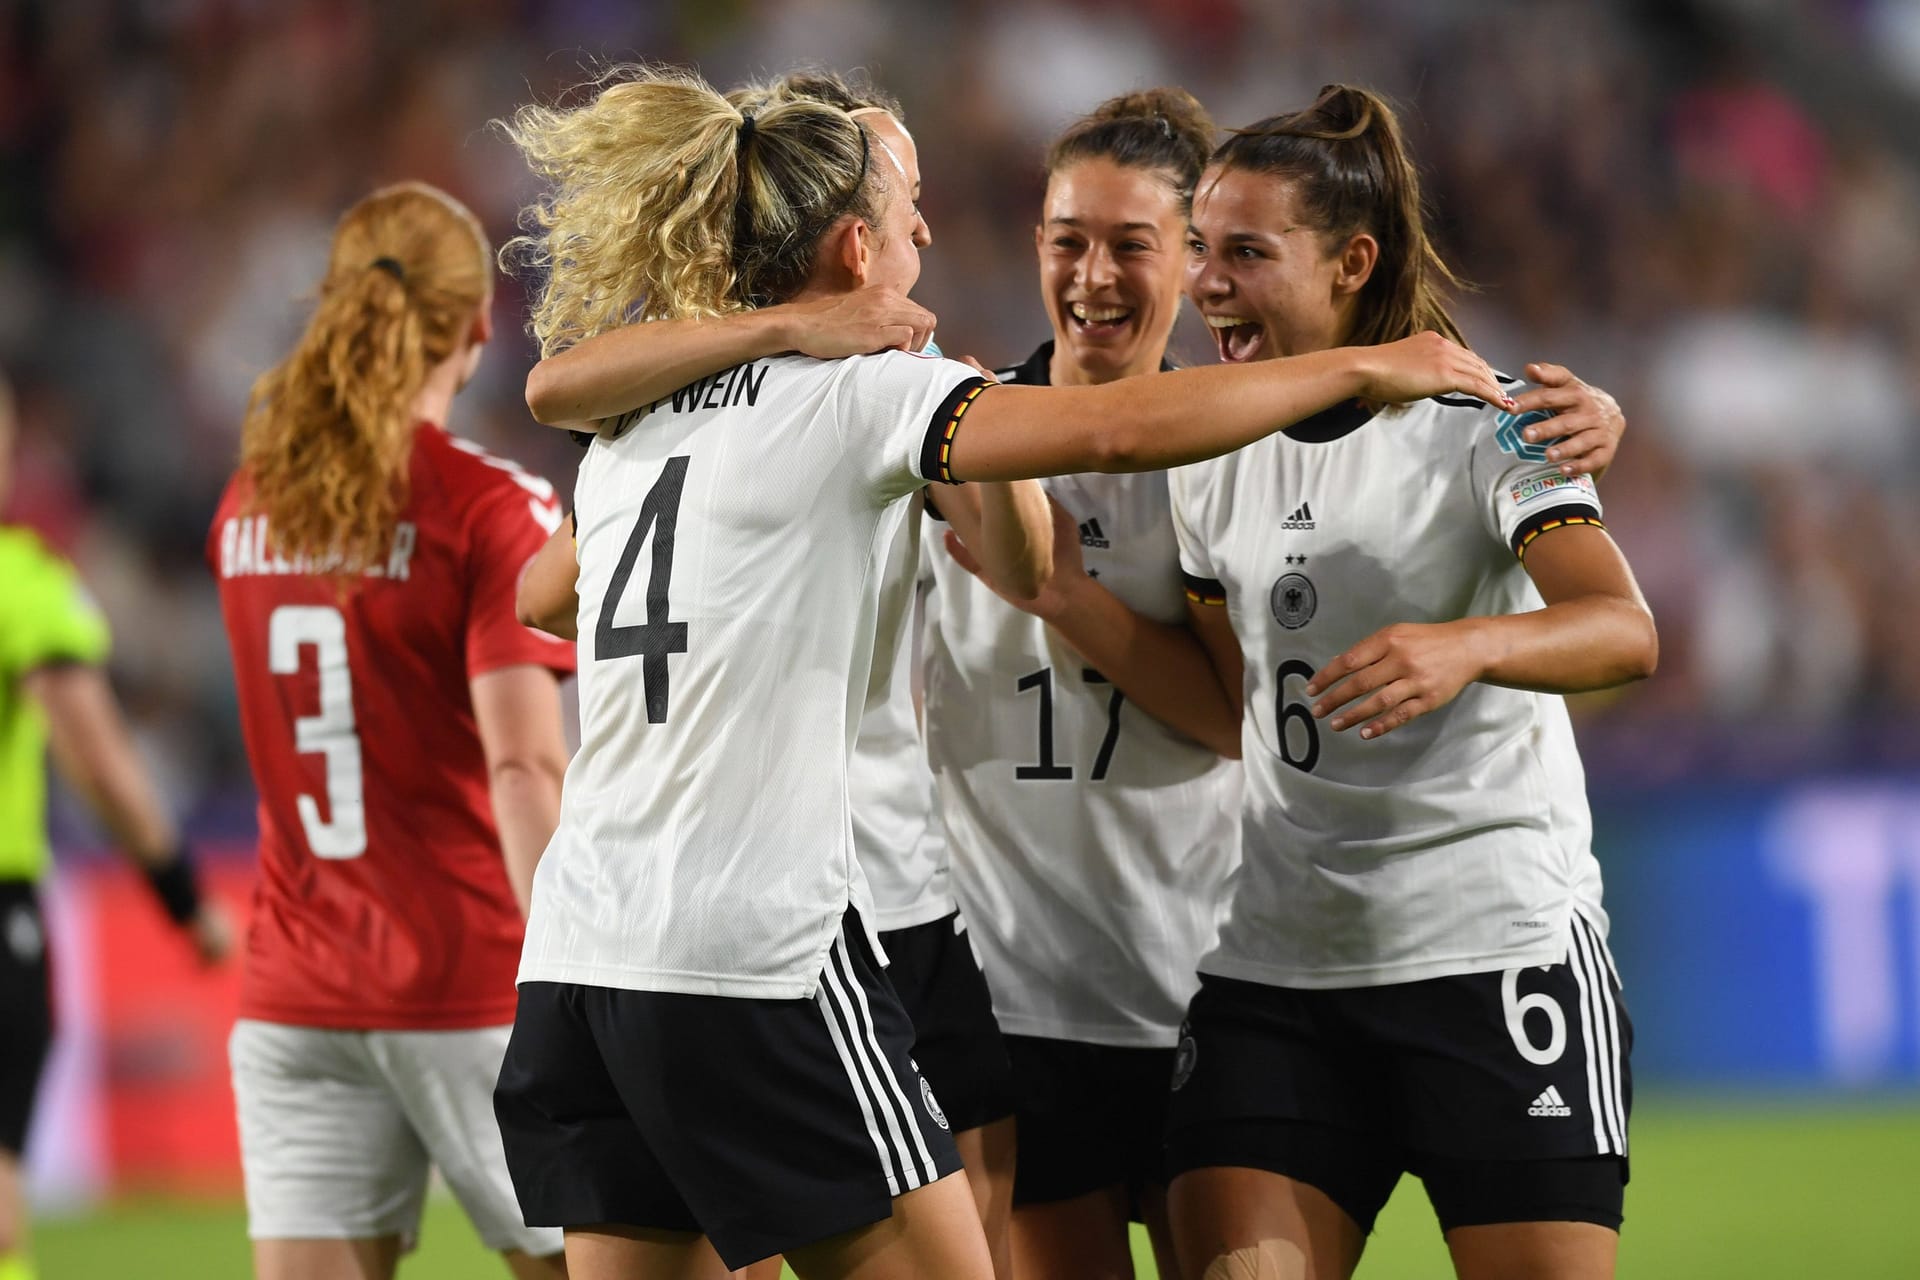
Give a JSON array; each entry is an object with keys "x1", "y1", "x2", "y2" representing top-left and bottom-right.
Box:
[{"x1": 209, "y1": 425, "x2": 574, "y2": 1029}]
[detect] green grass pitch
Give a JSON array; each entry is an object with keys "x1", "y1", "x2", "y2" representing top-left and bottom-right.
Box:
[{"x1": 30, "y1": 1097, "x2": 1920, "y2": 1277}]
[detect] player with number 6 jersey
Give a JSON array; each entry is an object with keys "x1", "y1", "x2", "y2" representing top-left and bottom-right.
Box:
[
  {"x1": 209, "y1": 183, "x2": 571, "y2": 1280},
  {"x1": 1163, "y1": 87, "x2": 1654, "y2": 1280}
]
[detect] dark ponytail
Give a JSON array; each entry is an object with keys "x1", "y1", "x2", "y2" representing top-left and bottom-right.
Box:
[
  {"x1": 1046, "y1": 87, "x2": 1216, "y2": 215},
  {"x1": 1213, "y1": 84, "x2": 1467, "y2": 348}
]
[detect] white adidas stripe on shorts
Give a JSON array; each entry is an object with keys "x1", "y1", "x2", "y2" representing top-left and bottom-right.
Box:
[
  {"x1": 1565, "y1": 913, "x2": 1628, "y2": 1155},
  {"x1": 814, "y1": 925, "x2": 942, "y2": 1195}
]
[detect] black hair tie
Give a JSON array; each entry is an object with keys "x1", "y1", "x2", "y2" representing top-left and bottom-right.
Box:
[
  {"x1": 737, "y1": 113, "x2": 756, "y2": 154},
  {"x1": 371, "y1": 256, "x2": 406, "y2": 283}
]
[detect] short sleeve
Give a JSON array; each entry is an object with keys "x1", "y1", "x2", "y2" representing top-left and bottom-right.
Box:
[
  {"x1": 1168, "y1": 466, "x2": 1227, "y2": 607},
  {"x1": 1469, "y1": 404, "x2": 1606, "y2": 559},
  {"x1": 835, "y1": 350, "x2": 990, "y2": 503},
  {"x1": 0, "y1": 537, "x2": 111, "y2": 678},
  {"x1": 463, "y1": 484, "x2": 578, "y2": 679}
]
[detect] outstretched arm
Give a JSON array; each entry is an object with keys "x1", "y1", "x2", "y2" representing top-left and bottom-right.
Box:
[
  {"x1": 527, "y1": 287, "x2": 936, "y2": 429},
  {"x1": 25, "y1": 665, "x2": 231, "y2": 962},
  {"x1": 944, "y1": 334, "x2": 1511, "y2": 482}
]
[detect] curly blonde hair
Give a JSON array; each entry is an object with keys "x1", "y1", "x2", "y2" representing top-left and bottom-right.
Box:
[
  {"x1": 501, "y1": 64, "x2": 886, "y2": 357},
  {"x1": 239, "y1": 182, "x2": 490, "y2": 576}
]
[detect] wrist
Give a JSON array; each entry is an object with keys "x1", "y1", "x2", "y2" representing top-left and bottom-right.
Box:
[
  {"x1": 1456, "y1": 616, "x2": 1503, "y2": 684},
  {"x1": 757, "y1": 303, "x2": 802, "y2": 354},
  {"x1": 1037, "y1": 569, "x2": 1102, "y2": 625}
]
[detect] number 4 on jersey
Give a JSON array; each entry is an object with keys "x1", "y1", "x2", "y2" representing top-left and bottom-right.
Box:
[{"x1": 596, "y1": 456, "x2": 690, "y2": 724}]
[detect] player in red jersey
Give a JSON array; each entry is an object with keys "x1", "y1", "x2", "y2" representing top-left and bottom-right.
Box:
[{"x1": 209, "y1": 182, "x2": 572, "y2": 1280}]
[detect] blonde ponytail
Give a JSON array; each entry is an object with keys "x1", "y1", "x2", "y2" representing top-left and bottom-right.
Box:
[{"x1": 501, "y1": 65, "x2": 886, "y2": 357}]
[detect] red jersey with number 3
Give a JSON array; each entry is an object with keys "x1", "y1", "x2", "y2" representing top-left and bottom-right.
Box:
[{"x1": 209, "y1": 424, "x2": 574, "y2": 1029}]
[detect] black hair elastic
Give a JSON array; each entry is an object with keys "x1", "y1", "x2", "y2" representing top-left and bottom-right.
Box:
[
  {"x1": 737, "y1": 113, "x2": 756, "y2": 154},
  {"x1": 371, "y1": 256, "x2": 406, "y2": 283}
]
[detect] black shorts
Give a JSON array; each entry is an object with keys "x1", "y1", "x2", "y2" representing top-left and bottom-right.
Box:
[
  {"x1": 494, "y1": 911, "x2": 963, "y2": 1270},
  {"x1": 878, "y1": 911, "x2": 1015, "y2": 1135},
  {"x1": 1006, "y1": 1034, "x2": 1174, "y2": 1211},
  {"x1": 1, "y1": 882, "x2": 54, "y2": 1156},
  {"x1": 1166, "y1": 915, "x2": 1632, "y2": 1234}
]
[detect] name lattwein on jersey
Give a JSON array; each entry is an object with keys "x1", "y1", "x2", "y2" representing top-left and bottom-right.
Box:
[
  {"x1": 1507, "y1": 473, "x2": 1596, "y2": 508},
  {"x1": 610, "y1": 362, "x2": 770, "y2": 435},
  {"x1": 215, "y1": 514, "x2": 418, "y2": 581}
]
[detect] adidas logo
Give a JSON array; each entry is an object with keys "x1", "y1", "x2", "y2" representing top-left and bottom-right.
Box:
[
  {"x1": 1281, "y1": 501, "x2": 1315, "y2": 531},
  {"x1": 1527, "y1": 1085, "x2": 1572, "y2": 1118},
  {"x1": 1079, "y1": 518, "x2": 1110, "y2": 549}
]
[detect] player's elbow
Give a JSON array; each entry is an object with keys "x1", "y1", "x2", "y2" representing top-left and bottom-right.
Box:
[
  {"x1": 1623, "y1": 605, "x2": 1659, "y2": 683},
  {"x1": 524, "y1": 360, "x2": 571, "y2": 426},
  {"x1": 488, "y1": 750, "x2": 568, "y2": 797},
  {"x1": 1596, "y1": 598, "x2": 1658, "y2": 686}
]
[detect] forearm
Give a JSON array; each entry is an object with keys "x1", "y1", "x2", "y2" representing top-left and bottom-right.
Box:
[
  {"x1": 526, "y1": 309, "x2": 793, "y2": 426},
  {"x1": 488, "y1": 760, "x2": 565, "y2": 916},
  {"x1": 937, "y1": 483, "x2": 1053, "y2": 599},
  {"x1": 36, "y1": 673, "x2": 178, "y2": 864},
  {"x1": 953, "y1": 349, "x2": 1365, "y2": 481},
  {"x1": 1464, "y1": 596, "x2": 1658, "y2": 694},
  {"x1": 1045, "y1": 581, "x2": 1241, "y2": 758}
]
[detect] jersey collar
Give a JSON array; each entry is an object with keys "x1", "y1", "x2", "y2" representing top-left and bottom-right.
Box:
[
  {"x1": 1285, "y1": 398, "x2": 1376, "y2": 444},
  {"x1": 999, "y1": 340, "x2": 1177, "y2": 387}
]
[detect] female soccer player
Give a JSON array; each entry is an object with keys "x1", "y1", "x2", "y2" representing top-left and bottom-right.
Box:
[
  {"x1": 209, "y1": 182, "x2": 572, "y2": 1280},
  {"x1": 1163, "y1": 85, "x2": 1655, "y2": 1280},
  {"x1": 1, "y1": 377, "x2": 230, "y2": 1280},
  {"x1": 510, "y1": 73, "x2": 1032, "y2": 1280},
  {"x1": 919, "y1": 89, "x2": 1241, "y2": 1280},
  {"x1": 490, "y1": 65, "x2": 1507, "y2": 1280}
]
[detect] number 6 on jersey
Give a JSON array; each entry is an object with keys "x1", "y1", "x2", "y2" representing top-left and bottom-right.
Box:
[{"x1": 595, "y1": 456, "x2": 691, "y2": 724}]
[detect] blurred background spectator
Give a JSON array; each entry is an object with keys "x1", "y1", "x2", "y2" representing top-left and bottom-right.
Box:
[{"x1": 1, "y1": 0, "x2": 1915, "y2": 829}]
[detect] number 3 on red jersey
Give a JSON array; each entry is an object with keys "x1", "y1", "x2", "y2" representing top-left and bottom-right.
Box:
[{"x1": 268, "y1": 604, "x2": 366, "y2": 858}]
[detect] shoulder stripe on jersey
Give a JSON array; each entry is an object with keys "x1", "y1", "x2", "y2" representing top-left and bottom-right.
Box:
[
  {"x1": 1182, "y1": 571, "x2": 1227, "y2": 607},
  {"x1": 1512, "y1": 504, "x2": 1603, "y2": 559},
  {"x1": 920, "y1": 377, "x2": 990, "y2": 485}
]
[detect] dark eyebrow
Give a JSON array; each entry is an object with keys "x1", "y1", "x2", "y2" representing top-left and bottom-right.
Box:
[{"x1": 1046, "y1": 217, "x2": 1163, "y2": 233}]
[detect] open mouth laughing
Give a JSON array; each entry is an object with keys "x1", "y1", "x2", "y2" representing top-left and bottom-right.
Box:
[
  {"x1": 1206, "y1": 314, "x2": 1266, "y2": 363},
  {"x1": 1068, "y1": 301, "x2": 1135, "y2": 342}
]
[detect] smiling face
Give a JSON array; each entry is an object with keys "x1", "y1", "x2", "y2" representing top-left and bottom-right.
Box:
[
  {"x1": 1036, "y1": 157, "x2": 1190, "y2": 385},
  {"x1": 1186, "y1": 164, "x2": 1372, "y2": 363}
]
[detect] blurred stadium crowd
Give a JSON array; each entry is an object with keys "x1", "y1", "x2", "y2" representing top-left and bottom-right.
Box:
[{"x1": 1, "y1": 0, "x2": 1915, "y2": 841}]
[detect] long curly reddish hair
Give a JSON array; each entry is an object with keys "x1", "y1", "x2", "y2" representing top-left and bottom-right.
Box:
[{"x1": 240, "y1": 182, "x2": 490, "y2": 575}]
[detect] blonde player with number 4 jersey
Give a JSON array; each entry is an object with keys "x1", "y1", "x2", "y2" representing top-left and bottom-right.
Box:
[
  {"x1": 1163, "y1": 86, "x2": 1656, "y2": 1280},
  {"x1": 490, "y1": 66, "x2": 1513, "y2": 1280}
]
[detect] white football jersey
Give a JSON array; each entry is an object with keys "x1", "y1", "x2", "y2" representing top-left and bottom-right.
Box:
[
  {"x1": 849, "y1": 499, "x2": 952, "y2": 932},
  {"x1": 1170, "y1": 384, "x2": 1610, "y2": 990},
  {"x1": 924, "y1": 344, "x2": 1241, "y2": 1048},
  {"x1": 520, "y1": 350, "x2": 986, "y2": 999}
]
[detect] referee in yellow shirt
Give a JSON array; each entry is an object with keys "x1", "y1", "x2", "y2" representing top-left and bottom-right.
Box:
[{"x1": 0, "y1": 378, "x2": 229, "y2": 1280}]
